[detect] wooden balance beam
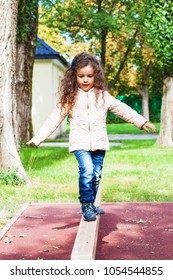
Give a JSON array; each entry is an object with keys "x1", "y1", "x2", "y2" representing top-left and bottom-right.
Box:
[{"x1": 70, "y1": 188, "x2": 102, "y2": 260}]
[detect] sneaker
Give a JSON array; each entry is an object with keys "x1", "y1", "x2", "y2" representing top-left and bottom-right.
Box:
[
  {"x1": 81, "y1": 203, "x2": 96, "y2": 221},
  {"x1": 92, "y1": 204, "x2": 105, "y2": 215}
]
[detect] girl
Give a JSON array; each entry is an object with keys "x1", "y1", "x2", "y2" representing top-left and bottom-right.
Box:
[{"x1": 27, "y1": 52, "x2": 156, "y2": 222}]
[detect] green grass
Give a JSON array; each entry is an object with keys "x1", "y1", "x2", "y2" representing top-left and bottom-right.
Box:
[
  {"x1": 106, "y1": 122, "x2": 160, "y2": 134},
  {"x1": 102, "y1": 140, "x2": 173, "y2": 202},
  {"x1": 21, "y1": 139, "x2": 173, "y2": 204},
  {"x1": 0, "y1": 136, "x2": 173, "y2": 230}
]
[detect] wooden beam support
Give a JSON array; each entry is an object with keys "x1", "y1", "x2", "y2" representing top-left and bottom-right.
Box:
[{"x1": 70, "y1": 188, "x2": 101, "y2": 260}]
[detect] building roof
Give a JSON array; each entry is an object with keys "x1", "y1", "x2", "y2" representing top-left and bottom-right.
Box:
[{"x1": 35, "y1": 37, "x2": 68, "y2": 67}]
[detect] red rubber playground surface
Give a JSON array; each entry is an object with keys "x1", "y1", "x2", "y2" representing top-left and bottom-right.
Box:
[{"x1": 0, "y1": 202, "x2": 173, "y2": 260}]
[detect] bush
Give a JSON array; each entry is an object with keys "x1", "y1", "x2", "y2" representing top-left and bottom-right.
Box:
[{"x1": 0, "y1": 169, "x2": 25, "y2": 186}]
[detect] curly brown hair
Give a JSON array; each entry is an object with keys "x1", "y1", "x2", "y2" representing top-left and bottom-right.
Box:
[{"x1": 59, "y1": 52, "x2": 107, "y2": 116}]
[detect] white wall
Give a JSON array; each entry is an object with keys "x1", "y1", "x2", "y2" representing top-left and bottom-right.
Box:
[{"x1": 32, "y1": 59, "x2": 67, "y2": 139}]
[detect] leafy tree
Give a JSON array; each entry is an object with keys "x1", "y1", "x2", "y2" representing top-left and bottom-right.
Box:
[
  {"x1": 131, "y1": 42, "x2": 155, "y2": 121},
  {"x1": 144, "y1": 0, "x2": 173, "y2": 146},
  {"x1": 39, "y1": 0, "x2": 159, "y2": 119},
  {"x1": 40, "y1": 0, "x2": 140, "y2": 80},
  {"x1": 38, "y1": 6, "x2": 91, "y2": 60}
]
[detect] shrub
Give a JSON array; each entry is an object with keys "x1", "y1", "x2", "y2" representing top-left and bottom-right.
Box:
[{"x1": 0, "y1": 169, "x2": 25, "y2": 186}]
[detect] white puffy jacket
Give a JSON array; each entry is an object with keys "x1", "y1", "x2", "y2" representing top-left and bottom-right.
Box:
[{"x1": 30, "y1": 88, "x2": 147, "y2": 152}]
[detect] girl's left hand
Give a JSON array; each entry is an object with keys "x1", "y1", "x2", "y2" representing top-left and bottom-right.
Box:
[
  {"x1": 26, "y1": 140, "x2": 38, "y2": 147},
  {"x1": 142, "y1": 122, "x2": 156, "y2": 133}
]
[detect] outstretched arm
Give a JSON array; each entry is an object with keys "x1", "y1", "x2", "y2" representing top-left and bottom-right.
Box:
[
  {"x1": 26, "y1": 105, "x2": 67, "y2": 147},
  {"x1": 106, "y1": 92, "x2": 157, "y2": 133}
]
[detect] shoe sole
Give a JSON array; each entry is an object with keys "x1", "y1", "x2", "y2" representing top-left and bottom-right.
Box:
[{"x1": 83, "y1": 216, "x2": 97, "y2": 222}]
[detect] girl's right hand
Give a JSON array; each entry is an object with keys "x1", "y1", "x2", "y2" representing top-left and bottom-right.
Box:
[{"x1": 141, "y1": 121, "x2": 156, "y2": 133}]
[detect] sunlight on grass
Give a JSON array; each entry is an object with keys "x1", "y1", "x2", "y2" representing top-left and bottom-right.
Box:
[
  {"x1": 101, "y1": 141, "x2": 173, "y2": 202},
  {"x1": 18, "y1": 140, "x2": 173, "y2": 205},
  {"x1": 1, "y1": 137, "x2": 173, "y2": 229}
]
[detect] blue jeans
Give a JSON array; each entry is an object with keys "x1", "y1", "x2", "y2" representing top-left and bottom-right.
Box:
[{"x1": 74, "y1": 150, "x2": 105, "y2": 204}]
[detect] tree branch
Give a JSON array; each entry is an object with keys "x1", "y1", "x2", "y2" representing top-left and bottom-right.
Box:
[
  {"x1": 133, "y1": 86, "x2": 144, "y2": 96},
  {"x1": 108, "y1": 29, "x2": 138, "y2": 89}
]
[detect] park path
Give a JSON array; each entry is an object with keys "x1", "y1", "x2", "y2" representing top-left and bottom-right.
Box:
[
  {"x1": 0, "y1": 202, "x2": 173, "y2": 260},
  {"x1": 41, "y1": 134, "x2": 158, "y2": 147}
]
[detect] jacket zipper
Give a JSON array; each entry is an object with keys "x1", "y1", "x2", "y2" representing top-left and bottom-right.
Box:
[{"x1": 87, "y1": 94, "x2": 92, "y2": 150}]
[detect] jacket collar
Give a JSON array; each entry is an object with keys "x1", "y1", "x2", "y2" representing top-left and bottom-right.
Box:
[{"x1": 78, "y1": 87, "x2": 95, "y2": 95}]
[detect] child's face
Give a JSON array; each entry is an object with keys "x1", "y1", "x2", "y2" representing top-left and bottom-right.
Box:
[{"x1": 76, "y1": 65, "x2": 94, "y2": 92}]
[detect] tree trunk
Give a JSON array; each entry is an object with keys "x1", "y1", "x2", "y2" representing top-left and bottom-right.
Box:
[
  {"x1": 156, "y1": 77, "x2": 173, "y2": 146},
  {"x1": 14, "y1": 42, "x2": 35, "y2": 145},
  {"x1": 141, "y1": 85, "x2": 150, "y2": 120},
  {"x1": 134, "y1": 85, "x2": 150, "y2": 120},
  {"x1": 0, "y1": 0, "x2": 31, "y2": 185},
  {"x1": 13, "y1": 2, "x2": 38, "y2": 145},
  {"x1": 134, "y1": 61, "x2": 153, "y2": 120},
  {"x1": 100, "y1": 31, "x2": 107, "y2": 67}
]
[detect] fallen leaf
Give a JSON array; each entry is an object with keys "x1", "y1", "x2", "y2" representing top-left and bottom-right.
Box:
[
  {"x1": 125, "y1": 219, "x2": 147, "y2": 224},
  {"x1": 5, "y1": 237, "x2": 12, "y2": 243},
  {"x1": 165, "y1": 228, "x2": 173, "y2": 232},
  {"x1": 19, "y1": 234, "x2": 28, "y2": 238},
  {"x1": 47, "y1": 245, "x2": 60, "y2": 249},
  {"x1": 136, "y1": 219, "x2": 146, "y2": 224},
  {"x1": 5, "y1": 234, "x2": 13, "y2": 238}
]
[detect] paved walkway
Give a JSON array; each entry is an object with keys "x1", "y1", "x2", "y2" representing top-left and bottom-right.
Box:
[
  {"x1": 108, "y1": 133, "x2": 158, "y2": 140},
  {"x1": 41, "y1": 134, "x2": 158, "y2": 147},
  {"x1": 0, "y1": 201, "x2": 172, "y2": 260}
]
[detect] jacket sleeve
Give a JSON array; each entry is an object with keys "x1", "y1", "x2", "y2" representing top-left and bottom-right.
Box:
[
  {"x1": 29, "y1": 104, "x2": 67, "y2": 146},
  {"x1": 106, "y1": 92, "x2": 147, "y2": 129}
]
